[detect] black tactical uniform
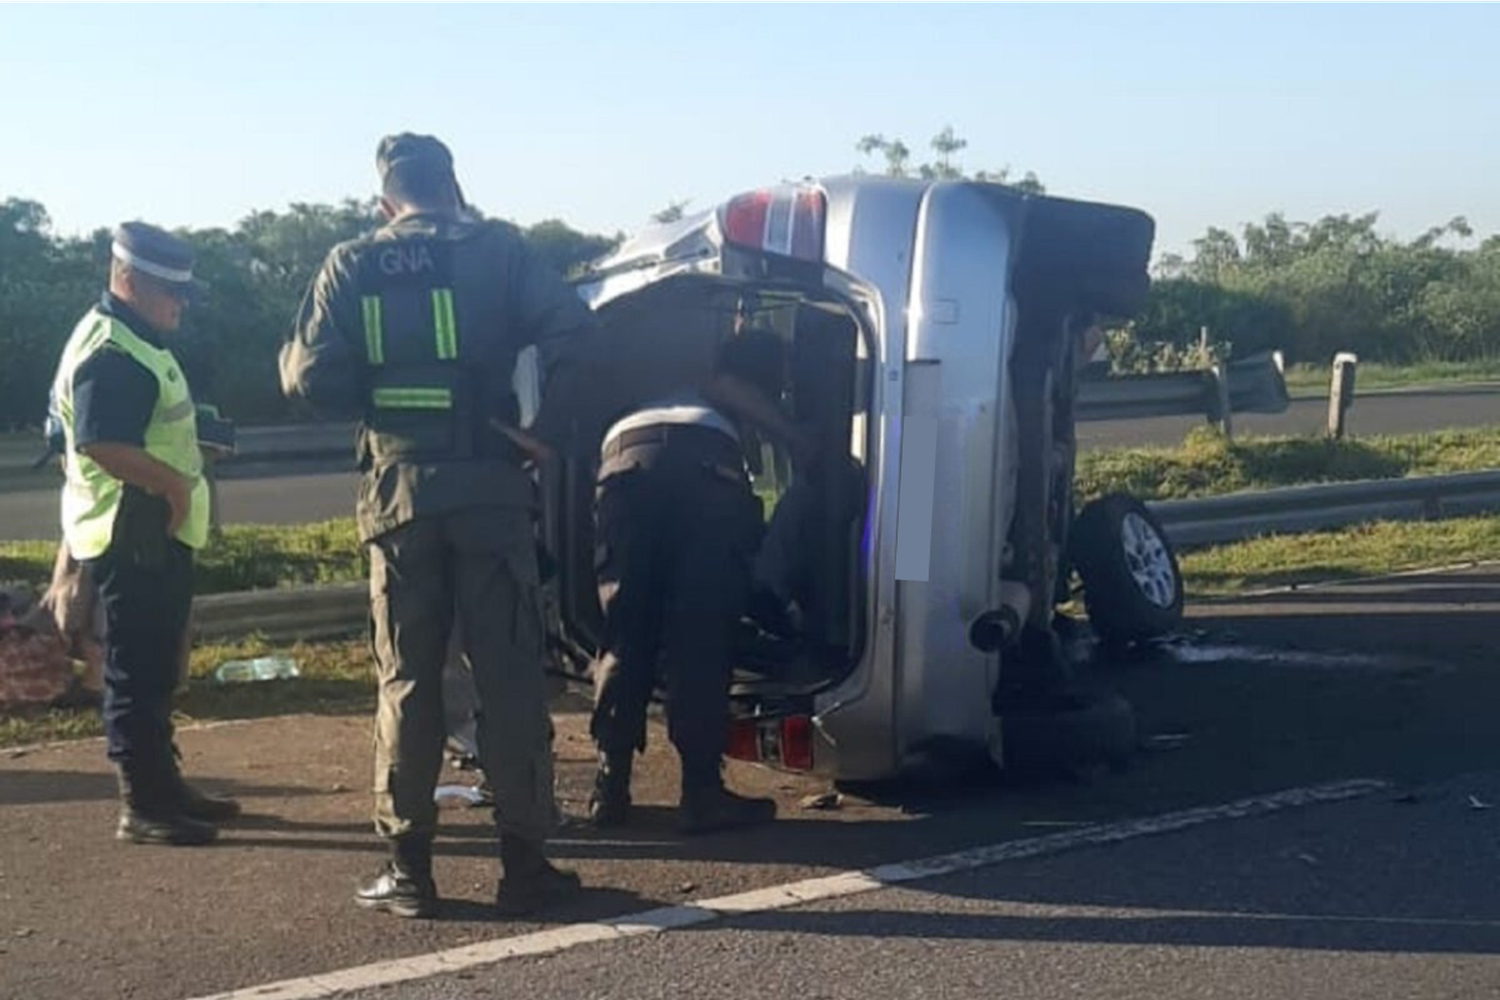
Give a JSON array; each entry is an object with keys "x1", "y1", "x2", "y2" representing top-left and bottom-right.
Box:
[
  {"x1": 588, "y1": 330, "x2": 788, "y2": 834},
  {"x1": 280, "y1": 134, "x2": 598, "y2": 917}
]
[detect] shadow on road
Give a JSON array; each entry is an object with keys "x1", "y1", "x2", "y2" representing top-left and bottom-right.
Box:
[
  {"x1": 0, "y1": 768, "x2": 319, "y2": 807},
  {"x1": 436, "y1": 885, "x2": 654, "y2": 926},
  {"x1": 223, "y1": 810, "x2": 931, "y2": 868},
  {"x1": 686, "y1": 772, "x2": 1500, "y2": 957},
  {"x1": 6, "y1": 567, "x2": 1500, "y2": 1000}
]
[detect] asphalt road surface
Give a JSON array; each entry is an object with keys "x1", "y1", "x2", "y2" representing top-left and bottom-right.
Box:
[
  {"x1": 1075, "y1": 383, "x2": 1500, "y2": 449},
  {"x1": 349, "y1": 774, "x2": 1500, "y2": 1000},
  {"x1": 3, "y1": 387, "x2": 1499, "y2": 541},
  {"x1": 1, "y1": 468, "x2": 357, "y2": 541},
  {"x1": 5, "y1": 566, "x2": 1500, "y2": 999}
]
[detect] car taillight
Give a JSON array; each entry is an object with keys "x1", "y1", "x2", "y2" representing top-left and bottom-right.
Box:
[
  {"x1": 720, "y1": 185, "x2": 826, "y2": 263},
  {"x1": 724, "y1": 715, "x2": 815, "y2": 772},
  {"x1": 726, "y1": 719, "x2": 761, "y2": 763},
  {"x1": 722, "y1": 191, "x2": 773, "y2": 251},
  {"x1": 779, "y1": 715, "x2": 814, "y2": 771}
]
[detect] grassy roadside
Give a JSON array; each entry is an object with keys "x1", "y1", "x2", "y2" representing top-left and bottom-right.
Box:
[
  {"x1": 0, "y1": 519, "x2": 365, "y2": 594},
  {"x1": 5, "y1": 427, "x2": 1499, "y2": 592},
  {"x1": 0, "y1": 637, "x2": 371, "y2": 749},
  {"x1": 1282, "y1": 358, "x2": 1500, "y2": 395},
  {"x1": 1082, "y1": 426, "x2": 1500, "y2": 593},
  {"x1": 1181, "y1": 515, "x2": 1500, "y2": 597},
  {"x1": 7, "y1": 517, "x2": 1500, "y2": 748},
  {"x1": 7, "y1": 426, "x2": 1500, "y2": 748},
  {"x1": 1076, "y1": 425, "x2": 1500, "y2": 504}
]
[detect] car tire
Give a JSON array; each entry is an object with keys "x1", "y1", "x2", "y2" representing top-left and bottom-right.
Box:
[{"x1": 1071, "y1": 493, "x2": 1184, "y2": 646}]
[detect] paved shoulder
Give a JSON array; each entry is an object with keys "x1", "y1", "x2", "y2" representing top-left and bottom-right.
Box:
[{"x1": 340, "y1": 773, "x2": 1500, "y2": 1000}]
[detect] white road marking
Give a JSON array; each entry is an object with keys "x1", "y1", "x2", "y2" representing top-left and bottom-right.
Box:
[{"x1": 186, "y1": 778, "x2": 1387, "y2": 1000}]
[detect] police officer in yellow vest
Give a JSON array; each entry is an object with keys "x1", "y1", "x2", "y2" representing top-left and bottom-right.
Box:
[
  {"x1": 50, "y1": 222, "x2": 240, "y2": 846},
  {"x1": 280, "y1": 134, "x2": 599, "y2": 919}
]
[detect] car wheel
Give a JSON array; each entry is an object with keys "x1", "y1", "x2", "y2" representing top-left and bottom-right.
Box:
[{"x1": 1071, "y1": 493, "x2": 1184, "y2": 646}]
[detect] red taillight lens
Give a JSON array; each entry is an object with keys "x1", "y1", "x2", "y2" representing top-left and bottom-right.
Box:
[
  {"x1": 722, "y1": 190, "x2": 773, "y2": 252},
  {"x1": 726, "y1": 719, "x2": 760, "y2": 763},
  {"x1": 720, "y1": 186, "x2": 825, "y2": 263},
  {"x1": 780, "y1": 715, "x2": 814, "y2": 771},
  {"x1": 724, "y1": 715, "x2": 815, "y2": 771}
]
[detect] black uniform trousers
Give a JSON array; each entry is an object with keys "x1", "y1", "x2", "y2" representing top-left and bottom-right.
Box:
[
  {"x1": 589, "y1": 425, "x2": 762, "y2": 788},
  {"x1": 89, "y1": 530, "x2": 194, "y2": 776}
]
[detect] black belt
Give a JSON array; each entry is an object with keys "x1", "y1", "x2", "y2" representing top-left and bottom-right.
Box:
[{"x1": 602, "y1": 423, "x2": 742, "y2": 465}]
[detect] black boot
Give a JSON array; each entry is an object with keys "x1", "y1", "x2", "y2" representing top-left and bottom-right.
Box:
[
  {"x1": 115, "y1": 766, "x2": 217, "y2": 847},
  {"x1": 356, "y1": 838, "x2": 437, "y2": 919},
  {"x1": 587, "y1": 751, "x2": 633, "y2": 828},
  {"x1": 678, "y1": 771, "x2": 777, "y2": 836},
  {"x1": 169, "y1": 744, "x2": 242, "y2": 823},
  {"x1": 495, "y1": 834, "x2": 581, "y2": 916}
]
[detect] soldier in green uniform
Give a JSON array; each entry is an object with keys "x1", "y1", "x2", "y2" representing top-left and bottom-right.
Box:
[{"x1": 280, "y1": 134, "x2": 599, "y2": 918}]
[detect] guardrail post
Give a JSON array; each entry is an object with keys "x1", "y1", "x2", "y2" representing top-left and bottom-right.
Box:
[
  {"x1": 1210, "y1": 363, "x2": 1233, "y2": 439},
  {"x1": 1327, "y1": 352, "x2": 1358, "y2": 439}
]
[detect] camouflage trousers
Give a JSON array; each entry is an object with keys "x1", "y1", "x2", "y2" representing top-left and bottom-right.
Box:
[{"x1": 369, "y1": 507, "x2": 557, "y2": 844}]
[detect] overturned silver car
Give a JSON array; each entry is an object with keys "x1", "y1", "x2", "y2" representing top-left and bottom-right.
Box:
[{"x1": 530, "y1": 176, "x2": 1181, "y2": 783}]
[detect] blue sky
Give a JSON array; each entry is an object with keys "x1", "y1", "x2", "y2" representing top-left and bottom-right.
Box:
[{"x1": 3, "y1": 3, "x2": 1497, "y2": 258}]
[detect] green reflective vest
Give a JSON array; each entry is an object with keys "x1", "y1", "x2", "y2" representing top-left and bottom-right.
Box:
[{"x1": 52, "y1": 308, "x2": 211, "y2": 560}]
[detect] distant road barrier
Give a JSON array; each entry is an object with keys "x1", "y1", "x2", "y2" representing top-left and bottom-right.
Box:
[
  {"x1": 1076, "y1": 350, "x2": 1291, "y2": 429},
  {"x1": 191, "y1": 582, "x2": 366, "y2": 642},
  {"x1": 1149, "y1": 469, "x2": 1500, "y2": 548},
  {"x1": 224, "y1": 352, "x2": 1298, "y2": 463},
  {"x1": 11, "y1": 349, "x2": 1471, "y2": 500},
  {"x1": 191, "y1": 467, "x2": 1500, "y2": 641},
  {"x1": 0, "y1": 424, "x2": 356, "y2": 490}
]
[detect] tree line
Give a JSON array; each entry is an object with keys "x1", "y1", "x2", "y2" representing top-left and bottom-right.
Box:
[
  {"x1": 0, "y1": 198, "x2": 620, "y2": 430},
  {"x1": 854, "y1": 129, "x2": 1500, "y2": 374},
  {"x1": 3, "y1": 126, "x2": 1497, "y2": 428},
  {"x1": 1121, "y1": 212, "x2": 1500, "y2": 372}
]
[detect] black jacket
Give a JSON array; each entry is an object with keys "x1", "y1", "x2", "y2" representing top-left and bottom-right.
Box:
[{"x1": 280, "y1": 211, "x2": 600, "y2": 541}]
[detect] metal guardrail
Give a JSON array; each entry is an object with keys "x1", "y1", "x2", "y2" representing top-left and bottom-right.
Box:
[
  {"x1": 208, "y1": 351, "x2": 1294, "y2": 464},
  {"x1": 8, "y1": 350, "x2": 1478, "y2": 636},
  {"x1": 191, "y1": 582, "x2": 366, "y2": 643},
  {"x1": 0, "y1": 436, "x2": 39, "y2": 468},
  {"x1": 4, "y1": 350, "x2": 1293, "y2": 483},
  {"x1": 210, "y1": 425, "x2": 356, "y2": 480},
  {"x1": 1149, "y1": 469, "x2": 1500, "y2": 548},
  {"x1": 230, "y1": 424, "x2": 352, "y2": 460},
  {"x1": 0, "y1": 424, "x2": 358, "y2": 490},
  {"x1": 1077, "y1": 350, "x2": 1290, "y2": 424},
  {"x1": 197, "y1": 469, "x2": 1500, "y2": 640}
]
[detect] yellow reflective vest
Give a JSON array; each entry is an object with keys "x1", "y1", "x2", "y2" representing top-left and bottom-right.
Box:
[{"x1": 52, "y1": 308, "x2": 210, "y2": 560}]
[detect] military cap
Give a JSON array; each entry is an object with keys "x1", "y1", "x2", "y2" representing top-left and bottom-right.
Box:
[
  {"x1": 111, "y1": 221, "x2": 204, "y2": 298},
  {"x1": 376, "y1": 133, "x2": 456, "y2": 182}
]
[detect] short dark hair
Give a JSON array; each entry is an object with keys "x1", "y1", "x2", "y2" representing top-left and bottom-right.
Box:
[{"x1": 714, "y1": 327, "x2": 786, "y2": 399}]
